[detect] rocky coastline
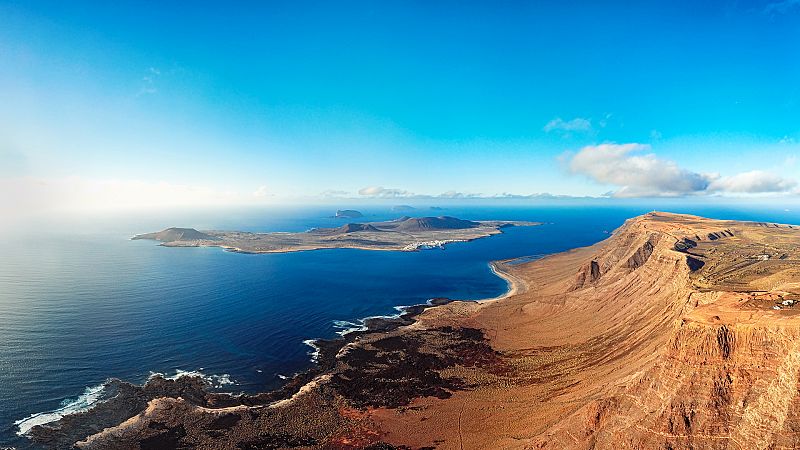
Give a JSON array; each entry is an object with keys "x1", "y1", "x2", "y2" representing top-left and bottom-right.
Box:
[{"x1": 24, "y1": 294, "x2": 482, "y2": 449}]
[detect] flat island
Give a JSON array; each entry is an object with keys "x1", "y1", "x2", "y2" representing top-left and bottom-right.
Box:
[
  {"x1": 132, "y1": 216, "x2": 540, "y2": 253},
  {"x1": 334, "y1": 209, "x2": 363, "y2": 219}
]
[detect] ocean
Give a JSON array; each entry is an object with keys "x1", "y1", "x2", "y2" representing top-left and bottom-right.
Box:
[{"x1": 1, "y1": 204, "x2": 798, "y2": 448}]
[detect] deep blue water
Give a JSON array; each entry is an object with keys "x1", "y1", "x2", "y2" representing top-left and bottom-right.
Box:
[{"x1": 2, "y1": 204, "x2": 799, "y2": 447}]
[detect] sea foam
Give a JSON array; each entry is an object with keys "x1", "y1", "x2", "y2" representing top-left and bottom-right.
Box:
[
  {"x1": 148, "y1": 369, "x2": 236, "y2": 389},
  {"x1": 302, "y1": 339, "x2": 321, "y2": 362},
  {"x1": 331, "y1": 305, "x2": 410, "y2": 337},
  {"x1": 15, "y1": 369, "x2": 236, "y2": 436},
  {"x1": 14, "y1": 383, "x2": 109, "y2": 436}
]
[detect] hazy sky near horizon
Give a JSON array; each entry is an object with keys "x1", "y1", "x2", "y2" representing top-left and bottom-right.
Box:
[{"x1": 1, "y1": 0, "x2": 800, "y2": 214}]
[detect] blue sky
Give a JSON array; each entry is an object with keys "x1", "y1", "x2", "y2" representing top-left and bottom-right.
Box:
[{"x1": 1, "y1": 0, "x2": 799, "y2": 212}]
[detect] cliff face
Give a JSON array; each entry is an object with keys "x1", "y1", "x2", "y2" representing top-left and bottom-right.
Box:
[
  {"x1": 372, "y1": 212, "x2": 800, "y2": 450},
  {"x1": 536, "y1": 316, "x2": 800, "y2": 449}
]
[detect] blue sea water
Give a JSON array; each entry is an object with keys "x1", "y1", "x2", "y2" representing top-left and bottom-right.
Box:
[{"x1": 1, "y1": 204, "x2": 799, "y2": 448}]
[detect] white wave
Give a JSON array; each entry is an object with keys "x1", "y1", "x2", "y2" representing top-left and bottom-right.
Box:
[
  {"x1": 149, "y1": 369, "x2": 236, "y2": 389},
  {"x1": 303, "y1": 339, "x2": 321, "y2": 362},
  {"x1": 277, "y1": 374, "x2": 288, "y2": 380},
  {"x1": 14, "y1": 383, "x2": 109, "y2": 436},
  {"x1": 332, "y1": 319, "x2": 367, "y2": 336},
  {"x1": 332, "y1": 319, "x2": 360, "y2": 328},
  {"x1": 15, "y1": 369, "x2": 237, "y2": 437},
  {"x1": 331, "y1": 306, "x2": 411, "y2": 337}
]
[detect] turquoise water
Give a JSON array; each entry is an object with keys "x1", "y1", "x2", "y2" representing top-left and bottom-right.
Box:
[{"x1": 1, "y1": 205, "x2": 798, "y2": 447}]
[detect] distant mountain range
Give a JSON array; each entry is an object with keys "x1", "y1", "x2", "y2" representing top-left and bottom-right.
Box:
[
  {"x1": 323, "y1": 216, "x2": 479, "y2": 235},
  {"x1": 374, "y1": 216, "x2": 479, "y2": 232}
]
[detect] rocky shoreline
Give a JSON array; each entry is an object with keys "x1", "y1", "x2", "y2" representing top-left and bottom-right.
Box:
[{"x1": 23, "y1": 295, "x2": 480, "y2": 449}]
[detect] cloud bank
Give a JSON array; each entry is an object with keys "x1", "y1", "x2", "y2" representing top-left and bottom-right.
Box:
[
  {"x1": 567, "y1": 143, "x2": 797, "y2": 197},
  {"x1": 355, "y1": 186, "x2": 571, "y2": 200},
  {"x1": 708, "y1": 170, "x2": 797, "y2": 194},
  {"x1": 357, "y1": 186, "x2": 414, "y2": 198}
]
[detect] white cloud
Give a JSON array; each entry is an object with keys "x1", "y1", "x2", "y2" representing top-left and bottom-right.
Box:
[
  {"x1": 319, "y1": 189, "x2": 350, "y2": 198},
  {"x1": 544, "y1": 117, "x2": 593, "y2": 134},
  {"x1": 357, "y1": 186, "x2": 414, "y2": 198},
  {"x1": 708, "y1": 170, "x2": 797, "y2": 194},
  {"x1": 437, "y1": 191, "x2": 482, "y2": 199},
  {"x1": 357, "y1": 187, "x2": 496, "y2": 199},
  {"x1": 354, "y1": 187, "x2": 580, "y2": 200},
  {"x1": 779, "y1": 135, "x2": 796, "y2": 144},
  {"x1": 493, "y1": 192, "x2": 565, "y2": 199},
  {"x1": 567, "y1": 143, "x2": 713, "y2": 197},
  {"x1": 566, "y1": 143, "x2": 799, "y2": 197}
]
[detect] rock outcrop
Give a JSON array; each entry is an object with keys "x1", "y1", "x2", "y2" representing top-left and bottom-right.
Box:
[{"x1": 625, "y1": 234, "x2": 657, "y2": 270}]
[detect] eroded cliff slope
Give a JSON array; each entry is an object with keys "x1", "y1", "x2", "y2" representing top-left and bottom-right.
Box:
[{"x1": 368, "y1": 212, "x2": 800, "y2": 449}]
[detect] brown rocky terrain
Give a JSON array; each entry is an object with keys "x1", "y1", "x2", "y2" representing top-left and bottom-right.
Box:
[{"x1": 32, "y1": 212, "x2": 800, "y2": 449}]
